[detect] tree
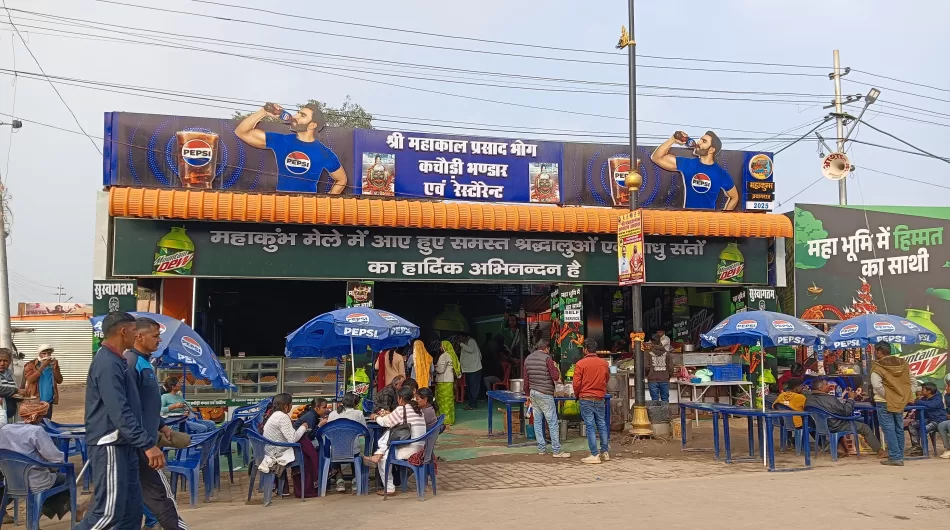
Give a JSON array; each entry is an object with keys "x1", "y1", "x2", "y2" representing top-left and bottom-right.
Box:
[
  {"x1": 794, "y1": 207, "x2": 829, "y2": 270},
  {"x1": 231, "y1": 96, "x2": 373, "y2": 129}
]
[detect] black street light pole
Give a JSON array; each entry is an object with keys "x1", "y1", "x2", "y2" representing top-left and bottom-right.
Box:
[{"x1": 622, "y1": 0, "x2": 651, "y2": 435}]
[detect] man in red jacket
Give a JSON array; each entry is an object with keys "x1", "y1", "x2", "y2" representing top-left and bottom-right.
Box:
[{"x1": 573, "y1": 339, "x2": 611, "y2": 464}]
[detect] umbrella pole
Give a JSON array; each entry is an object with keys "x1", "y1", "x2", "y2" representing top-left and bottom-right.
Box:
[
  {"x1": 760, "y1": 339, "x2": 766, "y2": 467},
  {"x1": 182, "y1": 366, "x2": 187, "y2": 400},
  {"x1": 350, "y1": 337, "x2": 356, "y2": 394}
]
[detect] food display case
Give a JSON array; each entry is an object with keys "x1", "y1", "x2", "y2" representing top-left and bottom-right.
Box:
[
  {"x1": 283, "y1": 357, "x2": 342, "y2": 402},
  {"x1": 156, "y1": 358, "x2": 232, "y2": 404},
  {"x1": 230, "y1": 357, "x2": 283, "y2": 402}
]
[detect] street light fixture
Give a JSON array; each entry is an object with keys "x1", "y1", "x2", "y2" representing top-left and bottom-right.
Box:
[{"x1": 843, "y1": 87, "x2": 881, "y2": 143}]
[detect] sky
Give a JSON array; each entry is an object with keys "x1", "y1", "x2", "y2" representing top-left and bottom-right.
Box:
[{"x1": 0, "y1": 0, "x2": 947, "y2": 306}]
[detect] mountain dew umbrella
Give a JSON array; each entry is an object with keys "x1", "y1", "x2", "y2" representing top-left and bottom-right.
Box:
[
  {"x1": 90, "y1": 312, "x2": 234, "y2": 391},
  {"x1": 701, "y1": 311, "x2": 827, "y2": 466},
  {"x1": 285, "y1": 308, "x2": 420, "y2": 393},
  {"x1": 824, "y1": 313, "x2": 937, "y2": 351}
]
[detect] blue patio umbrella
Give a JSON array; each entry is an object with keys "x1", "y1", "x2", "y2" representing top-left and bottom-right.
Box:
[
  {"x1": 285, "y1": 308, "x2": 419, "y2": 394},
  {"x1": 90, "y1": 312, "x2": 233, "y2": 390},
  {"x1": 823, "y1": 313, "x2": 937, "y2": 351},
  {"x1": 700, "y1": 310, "x2": 826, "y2": 466}
]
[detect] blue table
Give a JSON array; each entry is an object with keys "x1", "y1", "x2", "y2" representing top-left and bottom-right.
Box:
[
  {"x1": 486, "y1": 391, "x2": 612, "y2": 448},
  {"x1": 678, "y1": 402, "x2": 735, "y2": 459},
  {"x1": 719, "y1": 408, "x2": 812, "y2": 472},
  {"x1": 853, "y1": 402, "x2": 930, "y2": 459}
]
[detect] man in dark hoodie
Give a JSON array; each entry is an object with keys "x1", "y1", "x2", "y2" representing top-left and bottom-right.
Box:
[
  {"x1": 646, "y1": 334, "x2": 674, "y2": 404},
  {"x1": 870, "y1": 340, "x2": 913, "y2": 466},
  {"x1": 805, "y1": 378, "x2": 885, "y2": 458},
  {"x1": 75, "y1": 312, "x2": 165, "y2": 530},
  {"x1": 127, "y1": 317, "x2": 187, "y2": 530},
  {"x1": 906, "y1": 382, "x2": 945, "y2": 456}
]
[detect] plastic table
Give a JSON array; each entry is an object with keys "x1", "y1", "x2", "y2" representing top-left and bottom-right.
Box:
[
  {"x1": 673, "y1": 380, "x2": 755, "y2": 426},
  {"x1": 719, "y1": 407, "x2": 812, "y2": 472},
  {"x1": 677, "y1": 402, "x2": 736, "y2": 459},
  {"x1": 486, "y1": 391, "x2": 612, "y2": 448},
  {"x1": 852, "y1": 402, "x2": 930, "y2": 459}
]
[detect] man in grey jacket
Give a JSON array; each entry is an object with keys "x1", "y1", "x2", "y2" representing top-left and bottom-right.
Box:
[
  {"x1": 524, "y1": 338, "x2": 570, "y2": 458},
  {"x1": 805, "y1": 378, "x2": 885, "y2": 458}
]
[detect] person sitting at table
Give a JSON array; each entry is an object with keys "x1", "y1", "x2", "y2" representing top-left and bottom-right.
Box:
[
  {"x1": 160, "y1": 377, "x2": 217, "y2": 433},
  {"x1": 776, "y1": 363, "x2": 805, "y2": 394},
  {"x1": 0, "y1": 401, "x2": 76, "y2": 523},
  {"x1": 324, "y1": 392, "x2": 366, "y2": 493},
  {"x1": 294, "y1": 397, "x2": 330, "y2": 441},
  {"x1": 364, "y1": 386, "x2": 427, "y2": 496},
  {"x1": 773, "y1": 378, "x2": 807, "y2": 429},
  {"x1": 415, "y1": 387, "x2": 439, "y2": 431},
  {"x1": 260, "y1": 392, "x2": 320, "y2": 498},
  {"x1": 805, "y1": 378, "x2": 886, "y2": 458},
  {"x1": 374, "y1": 374, "x2": 405, "y2": 414},
  {"x1": 905, "y1": 382, "x2": 945, "y2": 457}
]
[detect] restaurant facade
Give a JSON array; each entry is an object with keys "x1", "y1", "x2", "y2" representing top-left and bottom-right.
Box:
[{"x1": 93, "y1": 111, "x2": 793, "y2": 411}]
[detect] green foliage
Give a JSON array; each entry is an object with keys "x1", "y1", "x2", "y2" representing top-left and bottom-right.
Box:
[
  {"x1": 232, "y1": 96, "x2": 373, "y2": 129},
  {"x1": 794, "y1": 207, "x2": 828, "y2": 270}
]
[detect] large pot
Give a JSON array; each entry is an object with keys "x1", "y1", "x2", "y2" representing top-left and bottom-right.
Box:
[
  {"x1": 682, "y1": 344, "x2": 696, "y2": 352},
  {"x1": 510, "y1": 379, "x2": 524, "y2": 394}
]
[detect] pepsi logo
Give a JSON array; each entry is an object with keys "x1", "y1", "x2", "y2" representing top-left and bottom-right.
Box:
[
  {"x1": 180, "y1": 336, "x2": 203, "y2": 357},
  {"x1": 346, "y1": 313, "x2": 371, "y2": 324},
  {"x1": 181, "y1": 139, "x2": 213, "y2": 167},
  {"x1": 391, "y1": 326, "x2": 413, "y2": 335},
  {"x1": 378, "y1": 312, "x2": 398, "y2": 322},
  {"x1": 285, "y1": 151, "x2": 311, "y2": 174},
  {"x1": 690, "y1": 173, "x2": 712, "y2": 193},
  {"x1": 343, "y1": 327, "x2": 379, "y2": 338},
  {"x1": 713, "y1": 319, "x2": 729, "y2": 332},
  {"x1": 873, "y1": 321, "x2": 896, "y2": 333},
  {"x1": 612, "y1": 159, "x2": 630, "y2": 187},
  {"x1": 839, "y1": 324, "x2": 859, "y2": 337},
  {"x1": 900, "y1": 320, "x2": 920, "y2": 331},
  {"x1": 772, "y1": 320, "x2": 795, "y2": 332},
  {"x1": 735, "y1": 319, "x2": 758, "y2": 330},
  {"x1": 158, "y1": 323, "x2": 167, "y2": 335}
]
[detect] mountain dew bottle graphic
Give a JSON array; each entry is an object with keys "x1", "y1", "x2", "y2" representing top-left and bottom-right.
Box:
[
  {"x1": 153, "y1": 227, "x2": 195, "y2": 275},
  {"x1": 716, "y1": 242, "x2": 745, "y2": 284},
  {"x1": 902, "y1": 307, "x2": 948, "y2": 386}
]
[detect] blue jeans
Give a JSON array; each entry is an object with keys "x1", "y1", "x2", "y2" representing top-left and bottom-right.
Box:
[
  {"x1": 530, "y1": 390, "x2": 561, "y2": 454},
  {"x1": 465, "y1": 370, "x2": 482, "y2": 409},
  {"x1": 579, "y1": 399, "x2": 608, "y2": 456},
  {"x1": 876, "y1": 402, "x2": 905, "y2": 461},
  {"x1": 143, "y1": 505, "x2": 159, "y2": 528},
  {"x1": 648, "y1": 382, "x2": 670, "y2": 403},
  {"x1": 187, "y1": 419, "x2": 217, "y2": 433}
]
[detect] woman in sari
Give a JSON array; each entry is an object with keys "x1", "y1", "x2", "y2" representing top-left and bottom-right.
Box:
[{"x1": 433, "y1": 340, "x2": 460, "y2": 426}]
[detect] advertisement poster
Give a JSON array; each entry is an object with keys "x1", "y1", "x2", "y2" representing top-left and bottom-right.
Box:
[
  {"x1": 353, "y1": 129, "x2": 563, "y2": 203},
  {"x1": 104, "y1": 112, "x2": 774, "y2": 211},
  {"x1": 794, "y1": 204, "x2": 949, "y2": 387},
  {"x1": 550, "y1": 284, "x2": 584, "y2": 365},
  {"x1": 19, "y1": 303, "x2": 91, "y2": 316},
  {"x1": 617, "y1": 209, "x2": 645, "y2": 286},
  {"x1": 346, "y1": 281, "x2": 375, "y2": 308}
]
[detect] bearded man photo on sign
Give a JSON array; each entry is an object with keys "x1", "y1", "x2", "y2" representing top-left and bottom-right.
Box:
[{"x1": 651, "y1": 130, "x2": 739, "y2": 211}]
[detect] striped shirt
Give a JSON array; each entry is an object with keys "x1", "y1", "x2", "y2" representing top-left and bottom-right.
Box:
[{"x1": 262, "y1": 410, "x2": 306, "y2": 461}]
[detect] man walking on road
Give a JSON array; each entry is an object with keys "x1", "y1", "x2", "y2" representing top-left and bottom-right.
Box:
[
  {"x1": 573, "y1": 339, "x2": 610, "y2": 464},
  {"x1": 23, "y1": 344, "x2": 63, "y2": 419},
  {"x1": 127, "y1": 317, "x2": 187, "y2": 530},
  {"x1": 524, "y1": 338, "x2": 569, "y2": 458},
  {"x1": 870, "y1": 340, "x2": 913, "y2": 466},
  {"x1": 76, "y1": 312, "x2": 166, "y2": 530}
]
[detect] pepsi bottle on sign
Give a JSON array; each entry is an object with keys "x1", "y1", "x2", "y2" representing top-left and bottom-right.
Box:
[
  {"x1": 176, "y1": 131, "x2": 219, "y2": 188},
  {"x1": 264, "y1": 102, "x2": 293, "y2": 123}
]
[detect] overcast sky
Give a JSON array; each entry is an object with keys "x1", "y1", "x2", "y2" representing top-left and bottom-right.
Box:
[{"x1": 0, "y1": 0, "x2": 947, "y2": 305}]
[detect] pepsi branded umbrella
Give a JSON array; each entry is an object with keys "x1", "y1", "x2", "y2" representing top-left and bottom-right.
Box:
[
  {"x1": 824, "y1": 313, "x2": 937, "y2": 351},
  {"x1": 701, "y1": 311, "x2": 826, "y2": 467},
  {"x1": 284, "y1": 307, "x2": 420, "y2": 358},
  {"x1": 90, "y1": 312, "x2": 233, "y2": 390}
]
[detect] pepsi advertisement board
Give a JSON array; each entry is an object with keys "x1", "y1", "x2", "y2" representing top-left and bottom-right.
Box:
[{"x1": 103, "y1": 111, "x2": 773, "y2": 210}]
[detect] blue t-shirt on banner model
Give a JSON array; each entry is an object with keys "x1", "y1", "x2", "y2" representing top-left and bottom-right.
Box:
[
  {"x1": 651, "y1": 130, "x2": 739, "y2": 210},
  {"x1": 235, "y1": 102, "x2": 347, "y2": 194}
]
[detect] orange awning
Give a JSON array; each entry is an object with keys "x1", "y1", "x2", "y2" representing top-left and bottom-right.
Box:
[{"x1": 108, "y1": 187, "x2": 792, "y2": 238}]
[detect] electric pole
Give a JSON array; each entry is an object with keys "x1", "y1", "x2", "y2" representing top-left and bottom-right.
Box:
[
  {"x1": 832, "y1": 49, "x2": 847, "y2": 205},
  {"x1": 56, "y1": 285, "x2": 66, "y2": 303},
  {"x1": 0, "y1": 119, "x2": 22, "y2": 349}
]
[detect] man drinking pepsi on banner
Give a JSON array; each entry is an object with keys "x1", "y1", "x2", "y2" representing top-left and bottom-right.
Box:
[
  {"x1": 651, "y1": 130, "x2": 739, "y2": 210},
  {"x1": 236, "y1": 102, "x2": 348, "y2": 194}
]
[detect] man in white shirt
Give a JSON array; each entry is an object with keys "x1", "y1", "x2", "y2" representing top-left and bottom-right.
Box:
[
  {"x1": 458, "y1": 331, "x2": 483, "y2": 410},
  {"x1": 655, "y1": 330, "x2": 671, "y2": 350}
]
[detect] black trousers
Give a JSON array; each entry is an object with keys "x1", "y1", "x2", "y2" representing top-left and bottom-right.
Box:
[
  {"x1": 74, "y1": 444, "x2": 142, "y2": 530},
  {"x1": 138, "y1": 449, "x2": 187, "y2": 530}
]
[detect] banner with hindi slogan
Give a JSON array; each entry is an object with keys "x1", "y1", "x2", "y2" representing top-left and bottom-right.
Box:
[
  {"x1": 793, "y1": 204, "x2": 949, "y2": 388},
  {"x1": 617, "y1": 209, "x2": 644, "y2": 286}
]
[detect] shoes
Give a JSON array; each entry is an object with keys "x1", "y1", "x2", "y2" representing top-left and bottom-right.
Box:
[
  {"x1": 538, "y1": 447, "x2": 547, "y2": 455},
  {"x1": 600, "y1": 451, "x2": 610, "y2": 462},
  {"x1": 581, "y1": 454, "x2": 602, "y2": 464},
  {"x1": 553, "y1": 452, "x2": 571, "y2": 458},
  {"x1": 880, "y1": 459, "x2": 904, "y2": 466},
  {"x1": 336, "y1": 478, "x2": 346, "y2": 493},
  {"x1": 906, "y1": 447, "x2": 923, "y2": 457},
  {"x1": 940, "y1": 450, "x2": 950, "y2": 459}
]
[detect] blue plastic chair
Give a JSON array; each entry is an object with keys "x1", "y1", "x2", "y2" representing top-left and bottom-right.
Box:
[
  {"x1": 383, "y1": 415, "x2": 444, "y2": 501},
  {"x1": 163, "y1": 416, "x2": 189, "y2": 432},
  {"x1": 804, "y1": 405, "x2": 862, "y2": 461},
  {"x1": 0, "y1": 450, "x2": 77, "y2": 530},
  {"x1": 244, "y1": 429, "x2": 307, "y2": 506},
  {"x1": 315, "y1": 419, "x2": 371, "y2": 497},
  {"x1": 42, "y1": 423, "x2": 89, "y2": 493},
  {"x1": 774, "y1": 403, "x2": 804, "y2": 455},
  {"x1": 361, "y1": 398, "x2": 375, "y2": 414},
  {"x1": 0, "y1": 480, "x2": 20, "y2": 526},
  {"x1": 166, "y1": 428, "x2": 222, "y2": 508},
  {"x1": 232, "y1": 398, "x2": 272, "y2": 467},
  {"x1": 213, "y1": 418, "x2": 245, "y2": 488}
]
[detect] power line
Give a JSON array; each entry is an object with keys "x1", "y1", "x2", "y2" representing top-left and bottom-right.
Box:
[
  {"x1": 1, "y1": 3, "x2": 100, "y2": 154},
  {"x1": 851, "y1": 69, "x2": 949, "y2": 94},
  {"x1": 776, "y1": 175, "x2": 824, "y2": 208},
  {"x1": 856, "y1": 166, "x2": 950, "y2": 191},
  {"x1": 846, "y1": 138, "x2": 950, "y2": 163},
  {"x1": 856, "y1": 118, "x2": 950, "y2": 164},
  {"x1": 2, "y1": 5, "x2": 16, "y2": 185}
]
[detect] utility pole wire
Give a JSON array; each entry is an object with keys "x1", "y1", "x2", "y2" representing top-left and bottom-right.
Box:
[{"x1": 856, "y1": 118, "x2": 950, "y2": 165}]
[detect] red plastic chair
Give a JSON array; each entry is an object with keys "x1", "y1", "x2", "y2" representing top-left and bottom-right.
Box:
[{"x1": 492, "y1": 361, "x2": 512, "y2": 391}]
